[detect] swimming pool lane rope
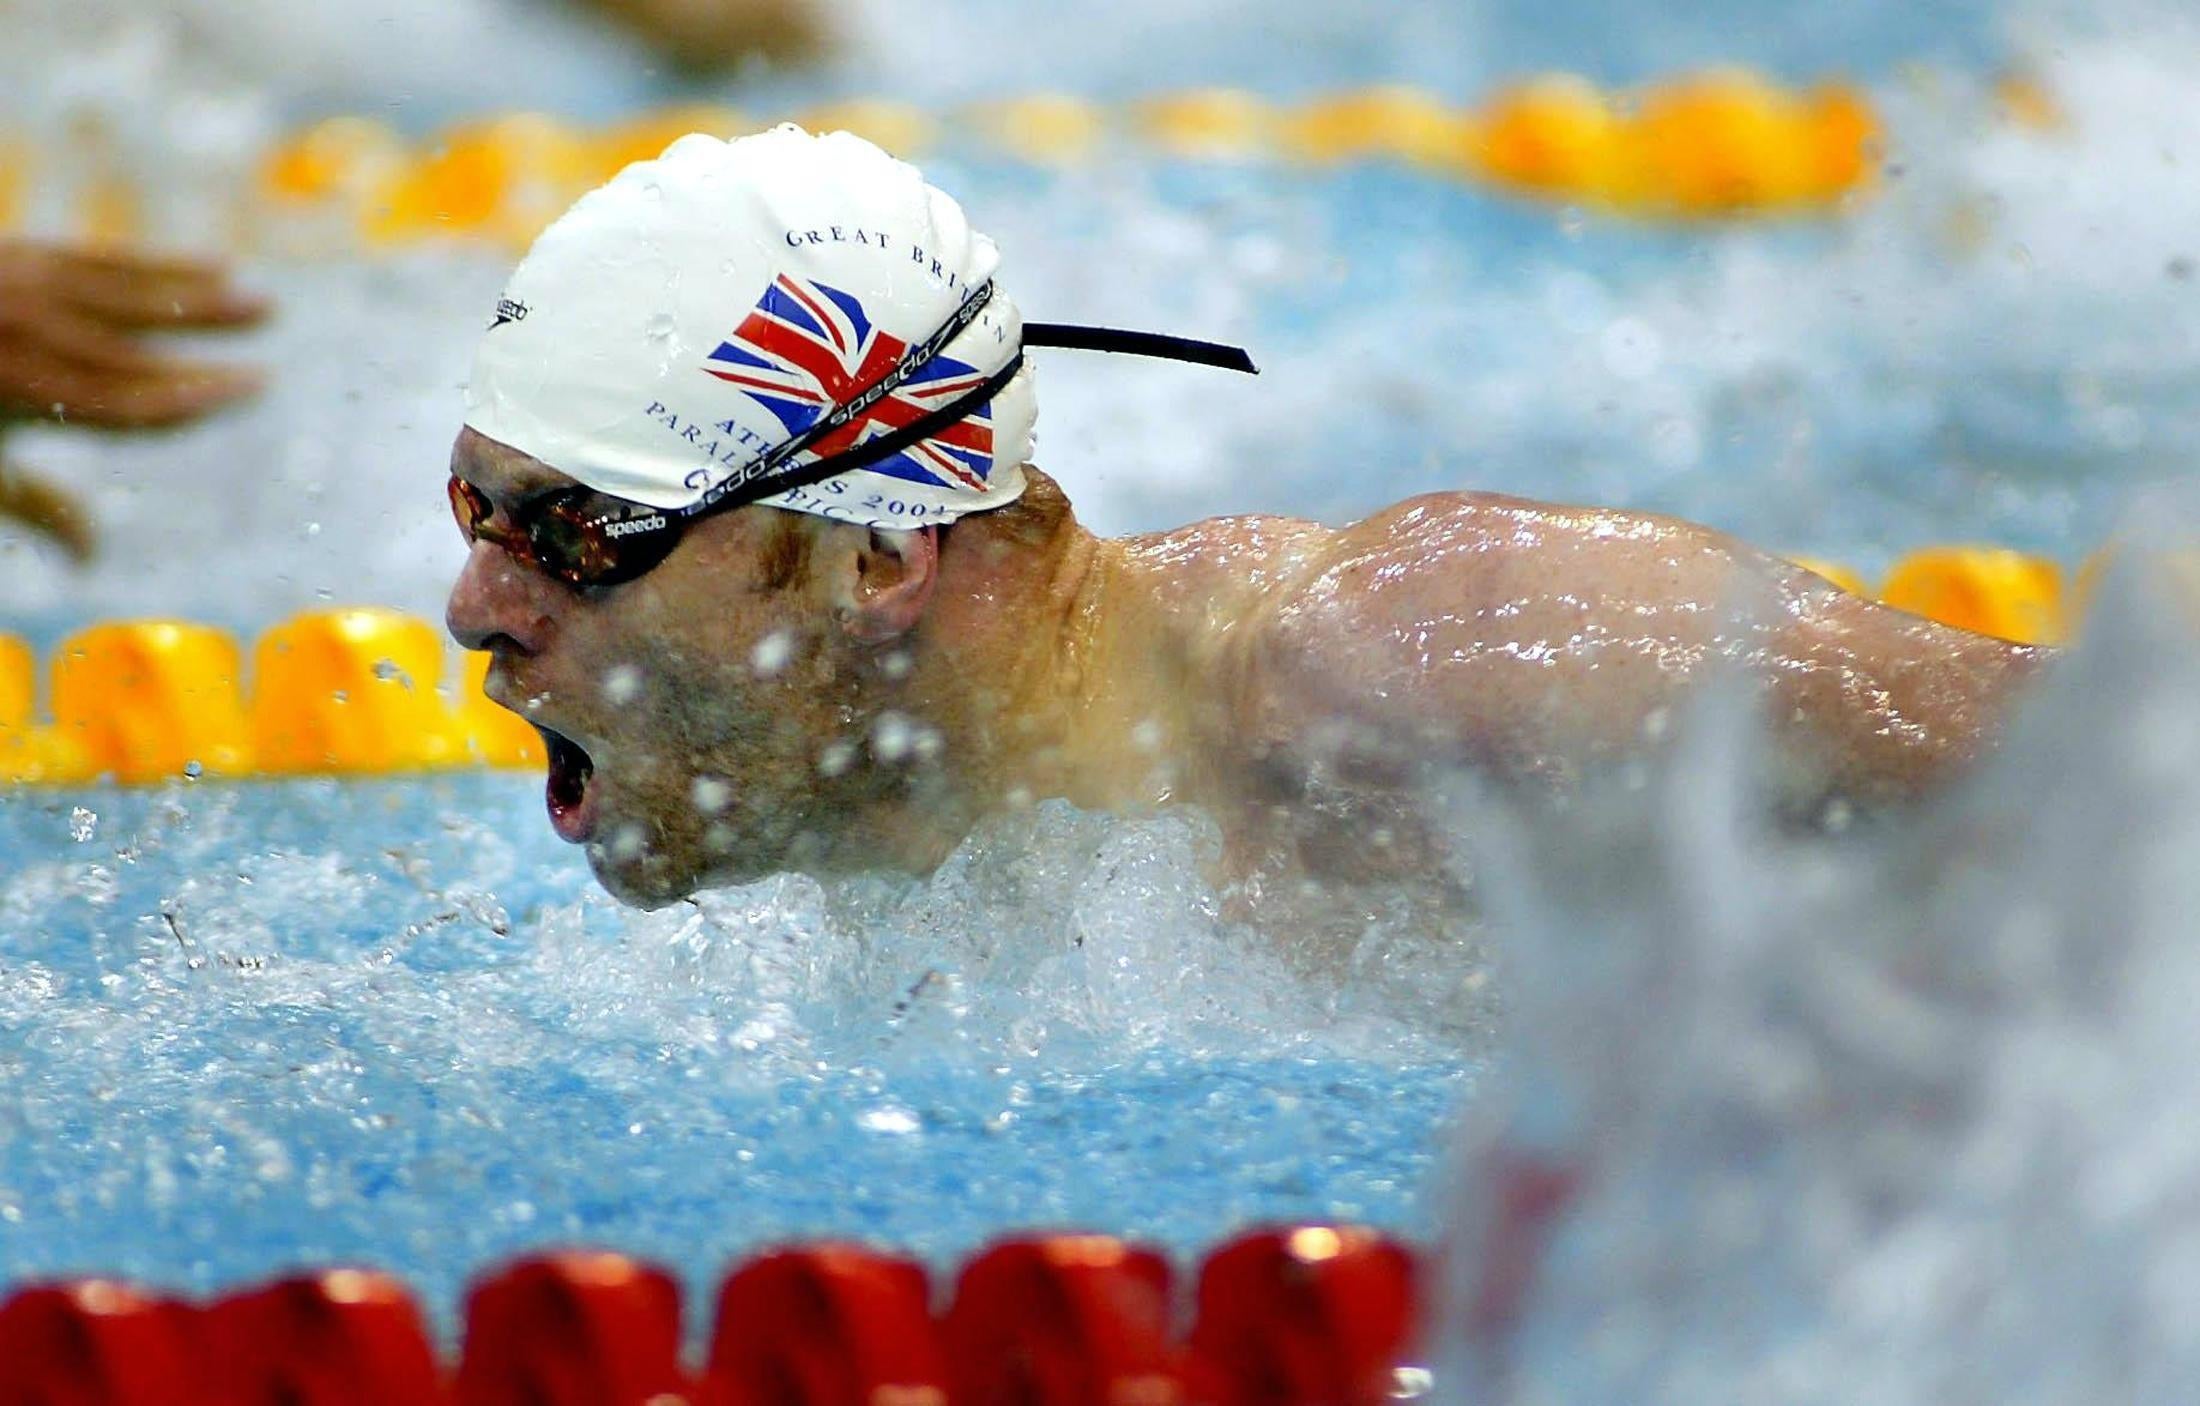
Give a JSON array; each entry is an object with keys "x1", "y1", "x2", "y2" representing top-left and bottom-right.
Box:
[
  {"x1": 8, "y1": 1226, "x2": 1423, "y2": 1405},
  {"x1": 0, "y1": 69, "x2": 1896, "y2": 252},
  {"x1": 0, "y1": 543, "x2": 2085, "y2": 786}
]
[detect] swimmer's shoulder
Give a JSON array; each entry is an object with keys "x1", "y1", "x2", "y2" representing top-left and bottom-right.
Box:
[
  {"x1": 1115, "y1": 511, "x2": 1335, "y2": 610},
  {"x1": 1248, "y1": 487, "x2": 1702, "y2": 664},
  {"x1": 1337, "y1": 487, "x2": 1616, "y2": 544},
  {"x1": 1114, "y1": 490, "x2": 1581, "y2": 627},
  {"x1": 1329, "y1": 488, "x2": 1772, "y2": 580}
]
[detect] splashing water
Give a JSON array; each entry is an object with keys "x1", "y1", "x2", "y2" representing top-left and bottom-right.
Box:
[
  {"x1": 0, "y1": 777, "x2": 1479, "y2": 1328},
  {"x1": 1431, "y1": 522, "x2": 2200, "y2": 1404}
]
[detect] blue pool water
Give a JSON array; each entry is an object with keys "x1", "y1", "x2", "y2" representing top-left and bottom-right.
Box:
[{"x1": 0, "y1": 776, "x2": 1474, "y2": 1330}]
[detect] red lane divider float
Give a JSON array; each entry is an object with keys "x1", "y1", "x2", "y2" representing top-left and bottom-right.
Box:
[
  {"x1": 456, "y1": 1252, "x2": 688, "y2": 1406},
  {"x1": 706, "y1": 1245, "x2": 947, "y2": 1406},
  {"x1": 0, "y1": 1281, "x2": 201, "y2": 1406},
  {"x1": 945, "y1": 1238, "x2": 1181, "y2": 1406},
  {"x1": 0, "y1": 1228, "x2": 1429, "y2": 1405},
  {"x1": 204, "y1": 1270, "x2": 443, "y2": 1406},
  {"x1": 1185, "y1": 1227, "x2": 1419, "y2": 1406}
]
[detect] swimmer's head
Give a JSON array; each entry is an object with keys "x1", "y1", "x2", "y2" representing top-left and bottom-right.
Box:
[
  {"x1": 464, "y1": 123, "x2": 1038, "y2": 533},
  {"x1": 448, "y1": 424, "x2": 1082, "y2": 906},
  {"x1": 448, "y1": 125, "x2": 1248, "y2": 903}
]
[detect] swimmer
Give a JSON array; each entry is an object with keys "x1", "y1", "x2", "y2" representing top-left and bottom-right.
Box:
[
  {"x1": 0, "y1": 239, "x2": 267, "y2": 560},
  {"x1": 447, "y1": 128, "x2": 2044, "y2": 910},
  {"x1": 578, "y1": 0, "x2": 830, "y2": 69}
]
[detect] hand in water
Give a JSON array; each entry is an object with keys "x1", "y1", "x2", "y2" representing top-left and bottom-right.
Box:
[
  {"x1": 579, "y1": 0, "x2": 830, "y2": 69},
  {"x1": 0, "y1": 240, "x2": 268, "y2": 428},
  {"x1": 0, "y1": 239, "x2": 270, "y2": 561}
]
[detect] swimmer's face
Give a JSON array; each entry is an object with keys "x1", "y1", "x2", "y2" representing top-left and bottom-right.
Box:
[{"x1": 444, "y1": 428, "x2": 895, "y2": 907}]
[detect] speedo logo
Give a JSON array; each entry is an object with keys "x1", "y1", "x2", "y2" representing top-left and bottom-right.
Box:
[
  {"x1": 489, "y1": 298, "x2": 531, "y2": 330},
  {"x1": 602, "y1": 515, "x2": 667, "y2": 538}
]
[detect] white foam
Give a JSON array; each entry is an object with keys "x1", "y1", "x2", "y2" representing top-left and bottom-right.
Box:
[{"x1": 1430, "y1": 503, "x2": 2200, "y2": 1403}]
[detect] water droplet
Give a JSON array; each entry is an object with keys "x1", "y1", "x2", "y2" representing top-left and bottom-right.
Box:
[
  {"x1": 608, "y1": 825, "x2": 648, "y2": 861},
  {"x1": 749, "y1": 631, "x2": 793, "y2": 679},
  {"x1": 602, "y1": 664, "x2": 643, "y2": 704},
  {"x1": 67, "y1": 807, "x2": 96, "y2": 843},
  {"x1": 817, "y1": 739, "x2": 857, "y2": 777},
  {"x1": 872, "y1": 713, "x2": 914, "y2": 763},
  {"x1": 182, "y1": 760, "x2": 203, "y2": 780},
  {"x1": 857, "y1": 1104, "x2": 920, "y2": 1135},
  {"x1": 1599, "y1": 316, "x2": 1663, "y2": 381}
]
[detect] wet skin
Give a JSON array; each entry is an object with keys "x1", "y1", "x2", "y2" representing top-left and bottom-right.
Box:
[{"x1": 447, "y1": 426, "x2": 2043, "y2": 908}]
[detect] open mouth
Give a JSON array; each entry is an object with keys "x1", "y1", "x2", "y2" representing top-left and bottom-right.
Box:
[{"x1": 535, "y1": 725, "x2": 599, "y2": 843}]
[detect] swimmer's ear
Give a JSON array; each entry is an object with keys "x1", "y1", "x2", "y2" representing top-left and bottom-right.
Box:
[{"x1": 833, "y1": 524, "x2": 940, "y2": 644}]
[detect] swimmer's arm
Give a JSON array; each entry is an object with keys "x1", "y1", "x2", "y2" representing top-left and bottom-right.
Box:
[
  {"x1": 1250, "y1": 492, "x2": 2046, "y2": 802},
  {"x1": 1519, "y1": 505, "x2": 2051, "y2": 800},
  {"x1": 1750, "y1": 570, "x2": 2049, "y2": 802}
]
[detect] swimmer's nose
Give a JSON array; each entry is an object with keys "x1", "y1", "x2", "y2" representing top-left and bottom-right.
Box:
[{"x1": 446, "y1": 539, "x2": 554, "y2": 655}]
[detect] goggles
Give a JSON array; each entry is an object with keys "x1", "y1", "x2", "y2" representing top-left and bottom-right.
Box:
[{"x1": 452, "y1": 301, "x2": 1256, "y2": 591}]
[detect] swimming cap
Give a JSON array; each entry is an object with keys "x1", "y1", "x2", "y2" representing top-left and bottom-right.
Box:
[{"x1": 463, "y1": 125, "x2": 1035, "y2": 529}]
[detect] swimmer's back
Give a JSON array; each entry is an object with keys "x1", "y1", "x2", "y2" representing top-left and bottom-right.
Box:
[{"x1": 1173, "y1": 490, "x2": 1771, "y2": 775}]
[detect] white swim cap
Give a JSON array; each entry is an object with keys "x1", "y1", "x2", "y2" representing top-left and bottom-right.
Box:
[{"x1": 464, "y1": 125, "x2": 1036, "y2": 529}]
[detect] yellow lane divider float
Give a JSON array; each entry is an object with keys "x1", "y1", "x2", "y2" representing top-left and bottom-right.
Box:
[
  {"x1": 0, "y1": 71, "x2": 1884, "y2": 250},
  {"x1": 0, "y1": 544, "x2": 2092, "y2": 787},
  {"x1": 1791, "y1": 546, "x2": 2071, "y2": 646},
  {"x1": 1, "y1": 609, "x2": 538, "y2": 786},
  {"x1": 1876, "y1": 546, "x2": 2068, "y2": 647}
]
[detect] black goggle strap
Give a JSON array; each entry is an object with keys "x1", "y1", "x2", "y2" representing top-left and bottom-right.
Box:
[
  {"x1": 686, "y1": 351, "x2": 1029, "y2": 518},
  {"x1": 675, "y1": 312, "x2": 1259, "y2": 522},
  {"x1": 532, "y1": 356, "x2": 1012, "y2": 565},
  {"x1": 1022, "y1": 322, "x2": 1259, "y2": 374}
]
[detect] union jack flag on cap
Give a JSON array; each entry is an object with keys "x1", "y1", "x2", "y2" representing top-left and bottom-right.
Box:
[{"x1": 704, "y1": 273, "x2": 999, "y2": 495}]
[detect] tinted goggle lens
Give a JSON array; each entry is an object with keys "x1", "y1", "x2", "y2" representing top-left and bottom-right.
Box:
[
  {"x1": 448, "y1": 475, "x2": 494, "y2": 540},
  {"x1": 449, "y1": 476, "x2": 681, "y2": 588},
  {"x1": 537, "y1": 495, "x2": 680, "y2": 587}
]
